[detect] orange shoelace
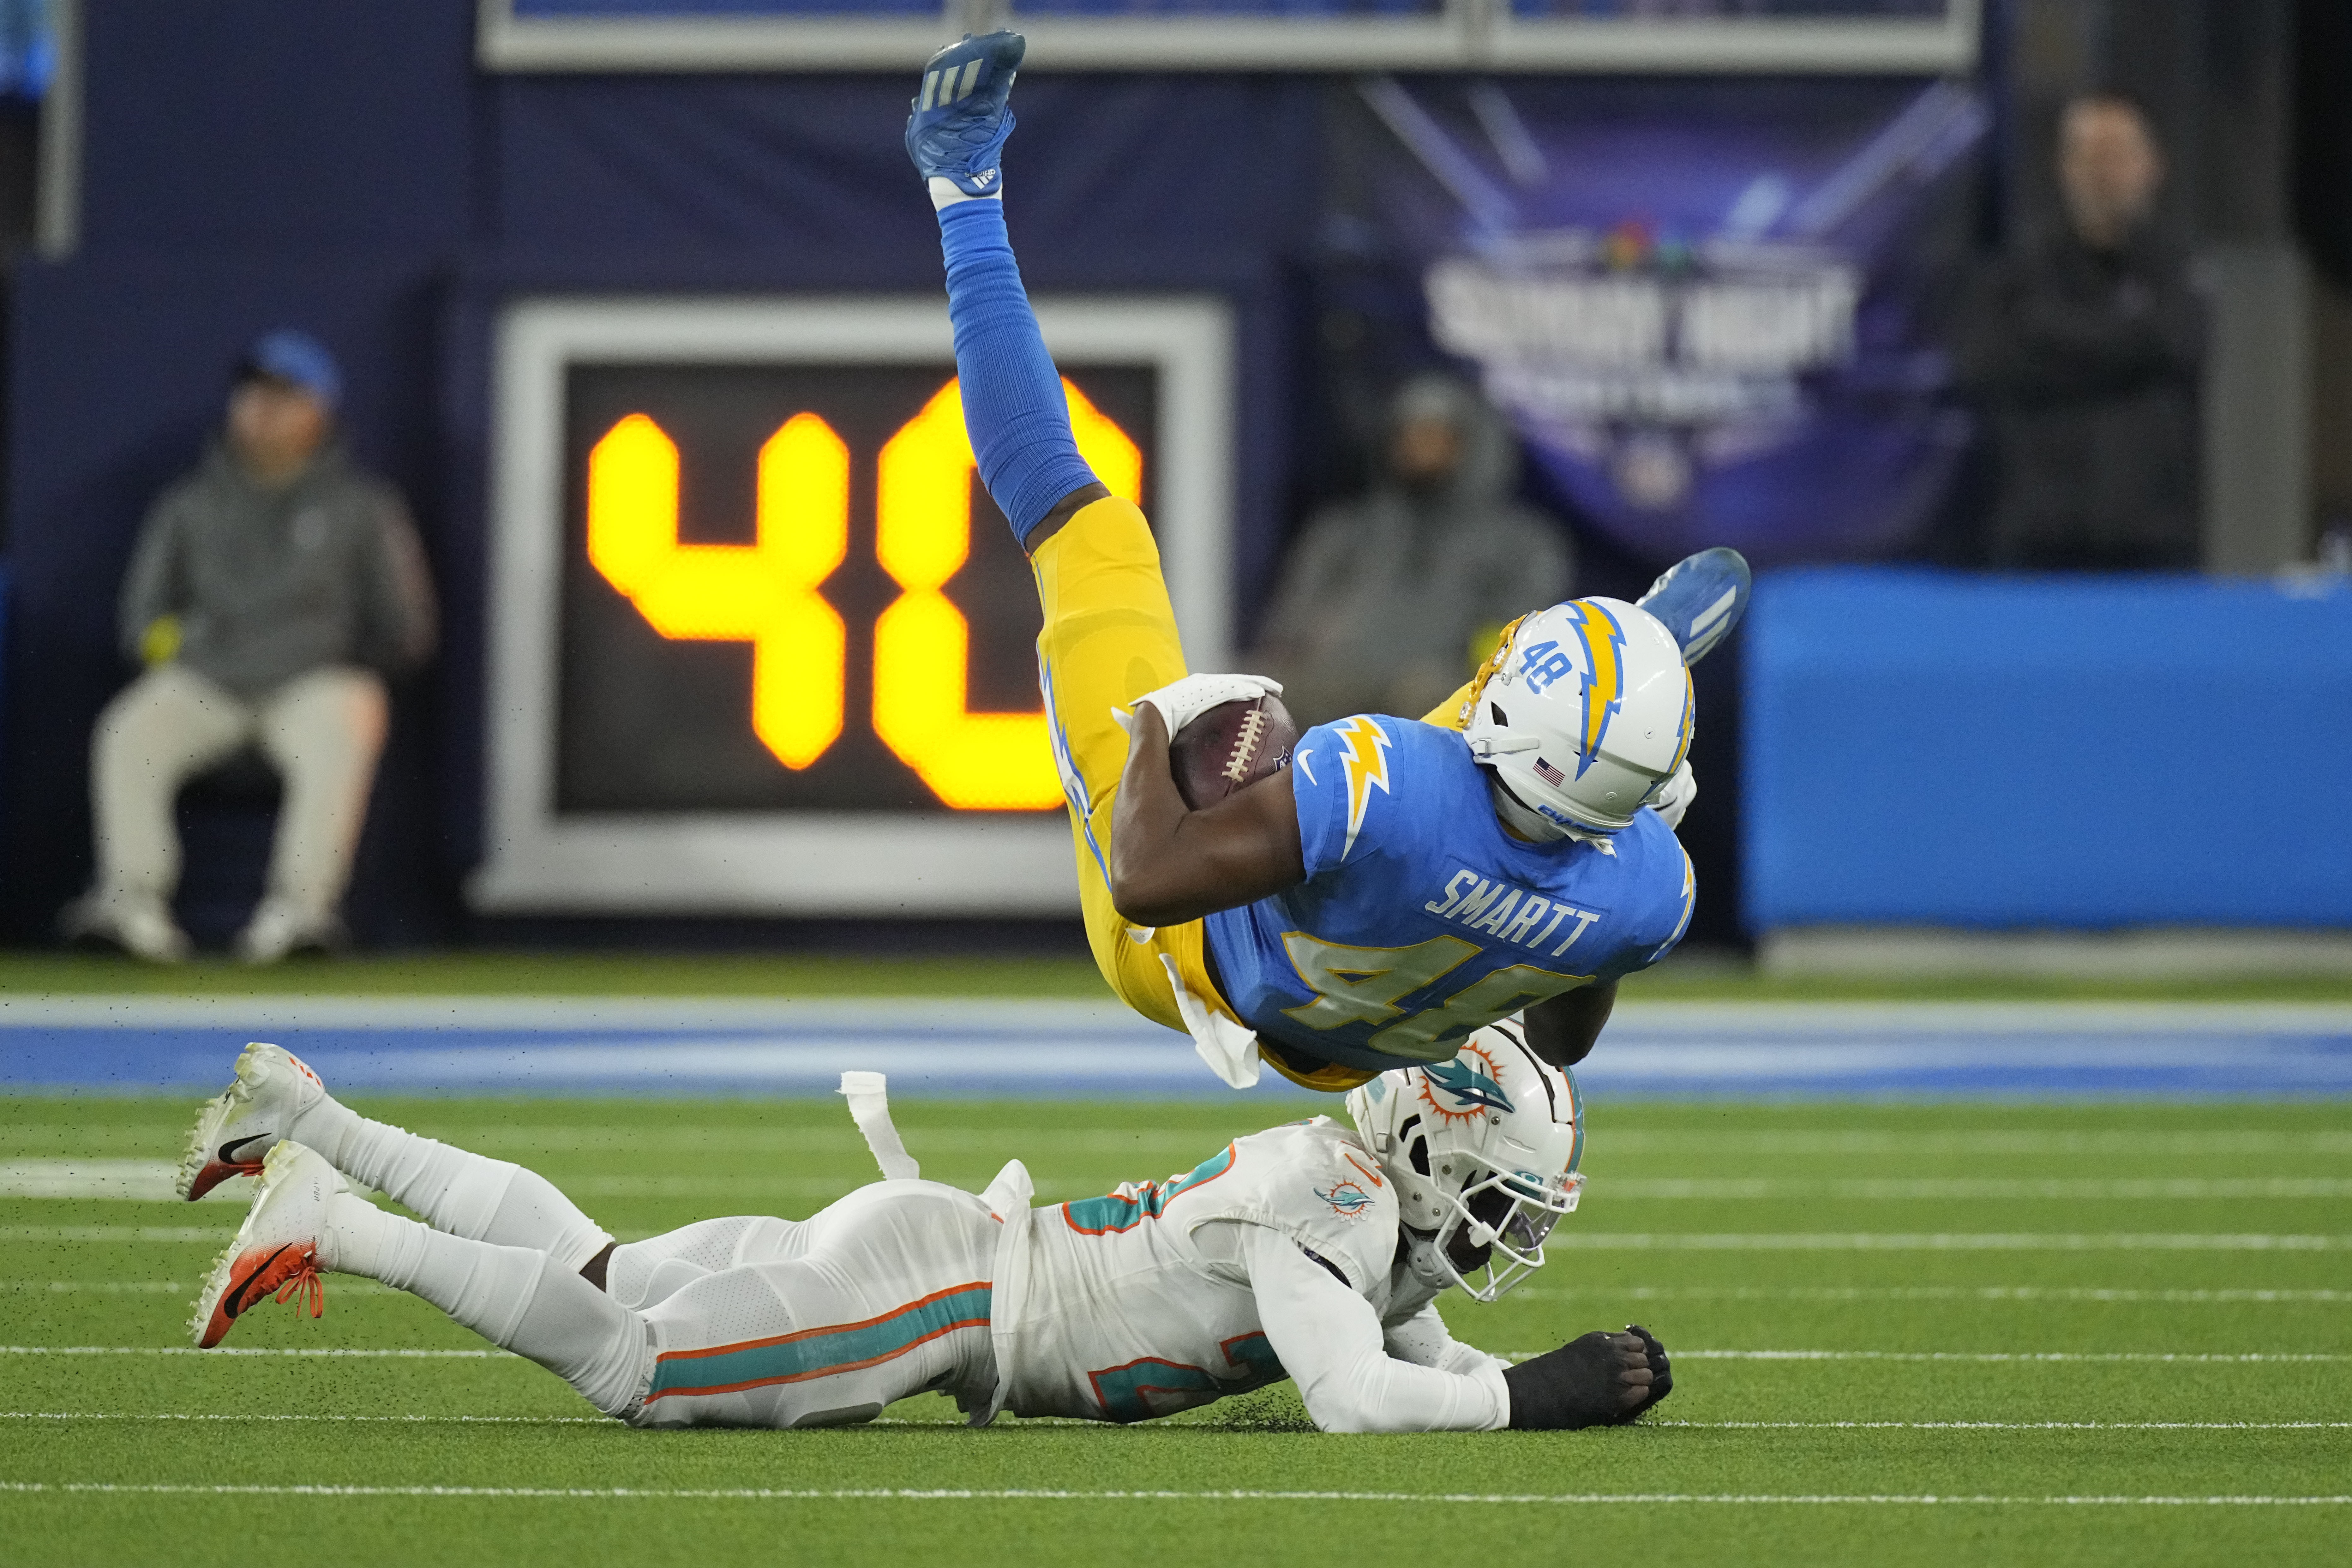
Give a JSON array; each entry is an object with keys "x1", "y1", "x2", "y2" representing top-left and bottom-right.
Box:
[{"x1": 272, "y1": 1263, "x2": 325, "y2": 1320}]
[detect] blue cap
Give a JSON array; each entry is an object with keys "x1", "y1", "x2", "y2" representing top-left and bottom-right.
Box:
[{"x1": 238, "y1": 329, "x2": 342, "y2": 412}]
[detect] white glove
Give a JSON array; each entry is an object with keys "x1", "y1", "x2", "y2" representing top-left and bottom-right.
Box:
[
  {"x1": 1113, "y1": 672, "x2": 1283, "y2": 738},
  {"x1": 1650, "y1": 760, "x2": 1697, "y2": 832}
]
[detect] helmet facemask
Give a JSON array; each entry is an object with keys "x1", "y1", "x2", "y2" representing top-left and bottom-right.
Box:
[
  {"x1": 1425, "y1": 1164, "x2": 1584, "y2": 1303},
  {"x1": 1348, "y1": 1029, "x2": 1588, "y2": 1302}
]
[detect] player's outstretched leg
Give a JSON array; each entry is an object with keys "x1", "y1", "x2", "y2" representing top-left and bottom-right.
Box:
[
  {"x1": 1637, "y1": 546, "x2": 1751, "y2": 665},
  {"x1": 195, "y1": 1141, "x2": 648, "y2": 1415},
  {"x1": 909, "y1": 33, "x2": 1229, "y2": 1040},
  {"x1": 176, "y1": 1042, "x2": 612, "y2": 1273}
]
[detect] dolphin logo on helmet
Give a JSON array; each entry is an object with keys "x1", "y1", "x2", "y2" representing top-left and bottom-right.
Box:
[{"x1": 1346, "y1": 1028, "x2": 1585, "y2": 1303}]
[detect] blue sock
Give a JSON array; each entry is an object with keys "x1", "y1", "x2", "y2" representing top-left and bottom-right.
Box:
[{"x1": 937, "y1": 200, "x2": 1100, "y2": 547}]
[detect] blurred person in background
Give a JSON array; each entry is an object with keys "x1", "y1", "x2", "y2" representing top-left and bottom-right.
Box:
[
  {"x1": 1248, "y1": 373, "x2": 1572, "y2": 725},
  {"x1": 1955, "y1": 92, "x2": 2206, "y2": 571},
  {"x1": 59, "y1": 330, "x2": 437, "y2": 965}
]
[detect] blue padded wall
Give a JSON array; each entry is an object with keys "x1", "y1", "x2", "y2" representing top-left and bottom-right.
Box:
[{"x1": 1743, "y1": 569, "x2": 2352, "y2": 932}]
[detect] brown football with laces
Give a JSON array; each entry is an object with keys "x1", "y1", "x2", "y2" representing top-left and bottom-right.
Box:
[{"x1": 1168, "y1": 694, "x2": 1301, "y2": 810}]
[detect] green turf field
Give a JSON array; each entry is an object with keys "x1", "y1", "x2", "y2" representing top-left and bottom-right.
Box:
[{"x1": 1, "y1": 1093, "x2": 2344, "y2": 1566}]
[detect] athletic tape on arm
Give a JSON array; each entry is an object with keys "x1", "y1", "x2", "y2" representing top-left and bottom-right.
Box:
[
  {"x1": 936, "y1": 199, "x2": 1099, "y2": 545},
  {"x1": 838, "y1": 1071, "x2": 921, "y2": 1182}
]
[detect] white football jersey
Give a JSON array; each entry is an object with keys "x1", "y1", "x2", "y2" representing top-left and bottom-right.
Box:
[{"x1": 987, "y1": 1117, "x2": 1446, "y2": 1422}]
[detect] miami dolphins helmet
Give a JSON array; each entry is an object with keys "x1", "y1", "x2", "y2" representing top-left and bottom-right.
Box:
[
  {"x1": 1345, "y1": 1026, "x2": 1585, "y2": 1303},
  {"x1": 1458, "y1": 597, "x2": 1693, "y2": 834}
]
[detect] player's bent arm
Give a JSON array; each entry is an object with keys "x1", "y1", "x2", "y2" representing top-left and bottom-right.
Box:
[
  {"x1": 1108, "y1": 706, "x2": 1306, "y2": 926},
  {"x1": 1237, "y1": 1224, "x2": 1509, "y2": 1434},
  {"x1": 1384, "y1": 1301, "x2": 1510, "y2": 1380},
  {"x1": 1521, "y1": 980, "x2": 1617, "y2": 1068}
]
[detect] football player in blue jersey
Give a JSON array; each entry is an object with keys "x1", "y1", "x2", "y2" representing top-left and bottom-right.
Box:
[{"x1": 908, "y1": 32, "x2": 1751, "y2": 1092}]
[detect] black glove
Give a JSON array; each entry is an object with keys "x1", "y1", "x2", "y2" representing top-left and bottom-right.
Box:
[{"x1": 1502, "y1": 1325, "x2": 1673, "y2": 1431}]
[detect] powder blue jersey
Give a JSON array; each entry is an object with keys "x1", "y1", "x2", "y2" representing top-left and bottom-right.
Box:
[{"x1": 1202, "y1": 715, "x2": 1694, "y2": 1074}]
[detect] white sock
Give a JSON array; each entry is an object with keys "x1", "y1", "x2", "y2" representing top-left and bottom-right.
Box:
[
  {"x1": 320, "y1": 1196, "x2": 645, "y2": 1417},
  {"x1": 929, "y1": 175, "x2": 1001, "y2": 211},
  {"x1": 308, "y1": 1109, "x2": 612, "y2": 1271}
]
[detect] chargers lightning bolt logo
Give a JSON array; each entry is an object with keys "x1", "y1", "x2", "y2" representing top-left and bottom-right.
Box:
[
  {"x1": 1560, "y1": 601, "x2": 1627, "y2": 778},
  {"x1": 1334, "y1": 717, "x2": 1393, "y2": 860}
]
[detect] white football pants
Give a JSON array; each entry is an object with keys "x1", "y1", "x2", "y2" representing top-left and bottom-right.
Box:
[
  {"x1": 611, "y1": 1183, "x2": 1000, "y2": 1429},
  {"x1": 89, "y1": 663, "x2": 387, "y2": 919},
  {"x1": 312, "y1": 1109, "x2": 1001, "y2": 1430}
]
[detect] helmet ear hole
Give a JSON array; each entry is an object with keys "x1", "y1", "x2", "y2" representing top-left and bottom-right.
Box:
[
  {"x1": 1490, "y1": 703, "x2": 1507, "y2": 727},
  {"x1": 1407, "y1": 1135, "x2": 1431, "y2": 1178}
]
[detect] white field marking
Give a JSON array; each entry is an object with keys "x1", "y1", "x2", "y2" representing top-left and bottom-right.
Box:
[
  {"x1": 0, "y1": 1281, "x2": 187, "y2": 1294},
  {"x1": 0, "y1": 1347, "x2": 505, "y2": 1358},
  {"x1": 1596, "y1": 1177, "x2": 2352, "y2": 1200},
  {"x1": 1594, "y1": 1130, "x2": 2352, "y2": 1156},
  {"x1": 7, "y1": 1411, "x2": 2342, "y2": 1437},
  {"x1": 0, "y1": 1227, "x2": 230, "y2": 1242},
  {"x1": 2, "y1": 1482, "x2": 2348, "y2": 1506},
  {"x1": 1666, "y1": 1351, "x2": 2352, "y2": 1364},
  {"x1": 0, "y1": 1161, "x2": 248, "y2": 1202},
  {"x1": 1512, "y1": 1285, "x2": 2352, "y2": 1305},
  {"x1": 0, "y1": 1412, "x2": 602, "y2": 1425},
  {"x1": 1652, "y1": 1421, "x2": 2352, "y2": 1431},
  {"x1": 0, "y1": 1124, "x2": 1221, "y2": 1157},
  {"x1": 1550, "y1": 1233, "x2": 2350, "y2": 1251},
  {"x1": 0, "y1": 1280, "x2": 401, "y2": 1297},
  {"x1": 13, "y1": 1345, "x2": 2345, "y2": 1367}
]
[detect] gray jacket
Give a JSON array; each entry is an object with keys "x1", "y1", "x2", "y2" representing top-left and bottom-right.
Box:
[
  {"x1": 118, "y1": 441, "x2": 437, "y2": 697},
  {"x1": 1252, "y1": 376, "x2": 1572, "y2": 726}
]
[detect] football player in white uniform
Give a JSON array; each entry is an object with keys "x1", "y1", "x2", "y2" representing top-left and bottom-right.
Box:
[{"x1": 178, "y1": 1031, "x2": 1670, "y2": 1433}]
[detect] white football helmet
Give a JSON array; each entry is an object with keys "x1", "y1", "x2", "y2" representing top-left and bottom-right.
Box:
[
  {"x1": 1458, "y1": 597, "x2": 1694, "y2": 833},
  {"x1": 1345, "y1": 1026, "x2": 1585, "y2": 1303}
]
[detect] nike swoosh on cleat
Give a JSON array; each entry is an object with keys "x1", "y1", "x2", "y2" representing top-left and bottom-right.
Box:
[
  {"x1": 217, "y1": 1134, "x2": 272, "y2": 1165},
  {"x1": 224, "y1": 1244, "x2": 294, "y2": 1321}
]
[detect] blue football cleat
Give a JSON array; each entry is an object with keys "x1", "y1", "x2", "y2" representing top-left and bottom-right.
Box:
[
  {"x1": 906, "y1": 31, "x2": 1025, "y2": 197},
  {"x1": 1637, "y1": 547, "x2": 1751, "y2": 665}
]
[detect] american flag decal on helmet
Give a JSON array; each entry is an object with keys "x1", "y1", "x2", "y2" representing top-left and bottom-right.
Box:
[{"x1": 1534, "y1": 757, "x2": 1565, "y2": 788}]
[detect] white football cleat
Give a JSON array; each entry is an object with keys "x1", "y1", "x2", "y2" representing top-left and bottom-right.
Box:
[
  {"x1": 191, "y1": 1141, "x2": 339, "y2": 1349},
  {"x1": 176, "y1": 1042, "x2": 332, "y2": 1201}
]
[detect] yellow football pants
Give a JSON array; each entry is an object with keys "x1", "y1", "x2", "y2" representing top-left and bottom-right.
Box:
[
  {"x1": 1030, "y1": 498, "x2": 1375, "y2": 1091},
  {"x1": 1029, "y1": 497, "x2": 1221, "y2": 1039}
]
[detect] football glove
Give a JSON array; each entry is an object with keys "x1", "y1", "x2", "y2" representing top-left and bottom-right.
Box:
[
  {"x1": 1651, "y1": 760, "x2": 1697, "y2": 831},
  {"x1": 1113, "y1": 673, "x2": 1283, "y2": 739},
  {"x1": 1503, "y1": 1324, "x2": 1673, "y2": 1430}
]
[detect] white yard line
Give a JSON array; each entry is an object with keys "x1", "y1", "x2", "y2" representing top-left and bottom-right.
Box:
[
  {"x1": 11, "y1": 1345, "x2": 2347, "y2": 1364},
  {"x1": 1551, "y1": 1233, "x2": 2352, "y2": 1250},
  {"x1": 1595, "y1": 1178, "x2": 2352, "y2": 1199},
  {"x1": 1, "y1": 1481, "x2": 2347, "y2": 1505},
  {"x1": 1652, "y1": 1421, "x2": 2352, "y2": 1431},
  {"x1": 1668, "y1": 1351, "x2": 2352, "y2": 1364},
  {"x1": 1513, "y1": 1286, "x2": 2352, "y2": 1304},
  {"x1": 0, "y1": 1227, "x2": 230, "y2": 1242},
  {"x1": 7, "y1": 1412, "x2": 2341, "y2": 1433},
  {"x1": 0, "y1": 1412, "x2": 600, "y2": 1424},
  {"x1": 0, "y1": 1346, "x2": 506, "y2": 1358},
  {"x1": 0, "y1": 1281, "x2": 187, "y2": 1294},
  {"x1": 1594, "y1": 1129, "x2": 2352, "y2": 1156}
]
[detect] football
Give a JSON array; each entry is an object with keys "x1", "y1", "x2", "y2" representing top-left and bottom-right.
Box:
[{"x1": 1169, "y1": 694, "x2": 1301, "y2": 809}]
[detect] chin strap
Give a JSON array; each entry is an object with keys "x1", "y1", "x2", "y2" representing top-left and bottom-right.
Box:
[
  {"x1": 1485, "y1": 773, "x2": 1617, "y2": 846},
  {"x1": 838, "y1": 1071, "x2": 921, "y2": 1181}
]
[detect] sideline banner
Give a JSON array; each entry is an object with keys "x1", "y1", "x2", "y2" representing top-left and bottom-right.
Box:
[{"x1": 1365, "y1": 76, "x2": 1986, "y2": 567}]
